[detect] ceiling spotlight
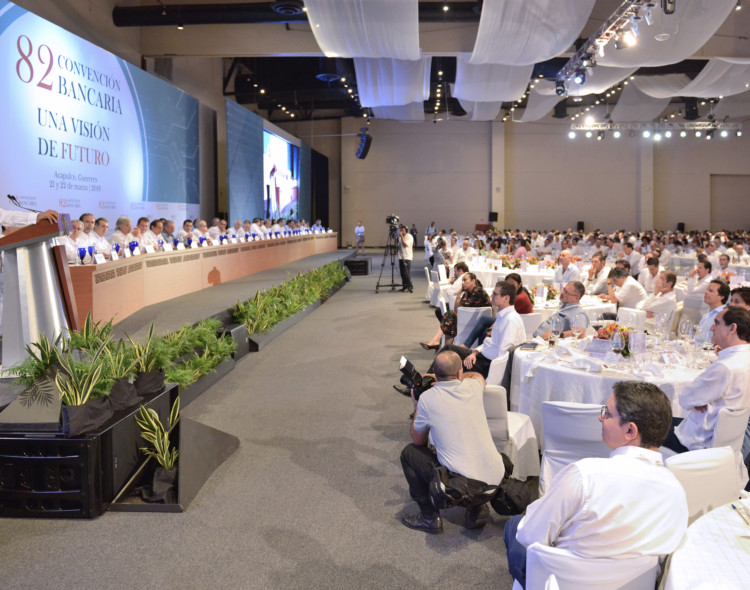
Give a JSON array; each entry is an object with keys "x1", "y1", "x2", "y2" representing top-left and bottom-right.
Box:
[
  {"x1": 623, "y1": 30, "x2": 637, "y2": 47},
  {"x1": 259, "y1": 88, "x2": 266, "y2": 94},
  {"x1": 695, "y1": 130, "x2": 702, "y2": 138},
  {"x1": 613, "y1": 130, "x2": 622, "y2": 139},
  {"x1": 572, "y1": 96, "x2": 583, "y2": 103},
  {"x1": 654, "y1": 133, "x2": 662, "y2": 141},
  {"x1": 290, "y1": 113, "x2": 295, "y2": 118},
  {"x1": 573, "y1": 69, "x2": 586, "y2": 85},
  {"x1": 644, "y1": 4, "x2": 654, "y2": 25},
  {"x1": 177, "y1": 21, "x2": 184, "y2": 30},
  {"x1": 581, "y1": 54, "x2": 596, "y2": 68},
  {"x1": 443, "y1": 3, "x2": 449, "y2": 11},
  {"x1": 348, "y1": 88, "x2": 353, "y2": 94},
  {"x1": 585, "y1": 116, "x2": 595, "y2": 125},
  {"x1": 161, "y1": 7, "x2": 167, "y2": 16},
  {"x1": 643, "y1": 130, "x2": 651, "y2": 138},
  {"x1": 568, "y1": 131, "x2": 577, "y2": 139},
  {"x1": 737, "y1": 130, "x2": 743, "y2": 137},
  {"x1": 585, "y1": 131, "x2": 593, "y2": 138},
  {"x1": 680, "y1": 130, "x2": 687, "y2": 137},
  {"x1": 597, "y1": 131, "x2": 605, "y2": 141},
  {"x1": 665, "y1": 130, "x2": 672, "y2": 138},
  {"x1": 555, "y1": 79, "x2": 566, "y2": 96},
  {"x1": 341, "y1": 77, "x2": 346, "y2": 82},
  {"x1": 706, "y1": 129, "x2": 715, "y2": 140},
  {"x1": 736, "y1": 1, "x2": 743, "y2": 11},
  {"x1": 721, "y1": 129, "x2": 729, "y2": 138}
]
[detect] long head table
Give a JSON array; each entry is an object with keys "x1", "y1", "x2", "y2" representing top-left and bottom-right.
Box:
[{"x1": 69, "y1": 233, "x2": 338, "y2": 324}]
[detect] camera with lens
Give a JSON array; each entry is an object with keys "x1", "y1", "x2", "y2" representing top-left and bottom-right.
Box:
[
  {"x1": 399, "y1": 356, "x2": 435, "y2": 400},
  {"x1": 386, "y1": 214, "x2": 400, "y2": 227}
]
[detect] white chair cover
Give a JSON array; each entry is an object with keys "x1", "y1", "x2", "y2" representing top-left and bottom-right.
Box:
[
  {"x1": 666, "y1": 446, "x2": 740, "y2": 524},
  {"x1": 483, "y1": 385, "x2": 540, "y2": 481},
  {"x1": 424, "y1": 266, "x2": 433, "y2": 302},
  {"x1": 539, "y1": 401, "x2": 610, "y2": 495},
  {"x1": 713, "y1": 406, "x2": 750, "y2": 488},
  {"x1": 456, "y1": 306, "x2": 493, "y2": 348},
  {"x1": 521, "y1": 312, "x2": 543, "y2": 339},
  {"x1": 304, "y1": 0, "x2": 420, "y2": 59},
  {"x1": 669, "y1": 302, "x2": 684, "y2": 336},
  {"x1": 486, "y1": 350, "x2": 509, "y2": 387},
  {"x1": 617, "y1": 308, "x2": 647, "y2": 333},
  {"x1": 429, "y1": 270, "x2": 442, "y2": 307},
  {"x1": 524, "y1": 542, "x2": 659, "y2": 590}
]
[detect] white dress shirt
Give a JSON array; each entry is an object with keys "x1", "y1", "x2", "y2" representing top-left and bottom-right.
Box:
[
  {"x1": 614, "y1": 276, "x2": 647, "y2": 309},
  {"x1": 585, "y1": 266, "x2": 610, "y2": 296},
  {"x1": 90, "y1": 232, "x2": 111, "y2": 256},
  {"x1": 476, "y1": 306, "x2": 525, "y2": 360},
  {"x1": 637, "y1": 266, "x2": 665, "y2": 294},
  {"x1": 553, "y1": 264, "x2": 582, "y2": 284},
  {"x1": 140, "y1": 229, "x2": 162, "y2": 250},
  {"x1": 109, "y1": 229, "x2": 138, "y2": 252},
  {"x1": 676, "y1": 343, "x2": 750, "y2": 449},
  {"x1": 517, "y1": 446, "x2": 687, "y2": 559},
  {"x1": 638, "y1": 290, "x2": 677, "y2": 319},
  {"x1": 697, "y1": 304, "x2": 726, "y2": 344}
]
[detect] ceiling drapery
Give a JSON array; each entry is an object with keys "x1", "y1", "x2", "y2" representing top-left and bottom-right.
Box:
[
  {"x1": 304, "y1": 0, "x2": 420, "y2": 59},
  {"x1": 597, "y1": 0, "x2": 737, "y2": 68},
  {"x1": 610, "y1": 83, "x2": 671, "y2": 123},
  {"x1": 354, "y1": 57, "x2": 431, "y2": 107},
  {"x1": 371, "y1": 102, "x2": 425, "y2": 121},
  {"x1": 469, "y1": 0, "x2": 596, "y2": 65},
  {"x1": 452, "y1": 56, "x2": 533, "y2": 102},
  {"x1": 519, "y1": 86, "x2": 564, "y2": 122},
  {"x1": 713, "y1": 90, "x2": 750, "y2": 118}
]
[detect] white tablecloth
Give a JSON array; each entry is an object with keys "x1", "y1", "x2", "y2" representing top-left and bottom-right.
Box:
[
  {"x1": 510, "y1": 345, "x2": 699, "y2": 448},
  {"x1": 471, "y1": 265, "x2": 556, "y2": 290},
  {"x1": 664, "y1": 500, "x2": 750, "y2": 590},
  {"x1": 534, "y1": 297, "x2": 616, "y2": 325}
]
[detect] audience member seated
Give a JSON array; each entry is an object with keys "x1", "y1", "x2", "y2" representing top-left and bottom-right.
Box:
[
  {"x1": 553, "y1": 250, "x2": 581, "y2": 284},
  {"x1": 453, "y1": 238, "x2": 475, "y2": 265},
  {"x1": 585, "y1": 253, "x2": 609, "y2": 296},
  {"x1": 162, "y1": 219, "x2": 176, "y2": 244},
  {"x1": 696, "y1": 280, "x2": 729, "y2": 343},
  {"x1": 533, "y1": 281, "x2": 589, "y2": 339},
  {"x1": 192, "y1": 218, "x2": 213, "y2": 244},
  {"x1": 601, "y1": 266, "x2": 647, "y2": 309},
  {"x1": 504, "y1": 381, "x2": 688, "y2": 588},
  {"x1": 637, "y1": 255, "x2": 664, "y2": 293},
  {"x1": 662, "y1": 307, "x2": 750, "y2": 453},
  {"x1": 432, "y1": 238, "x2": 452, "y2": 272},
  {"x1": 638, "y1": 270, "x2": 677, "y2": 326},
  {"x1": 399, "y1": 351, "x2": 504, "y2": 533},
  {"x1": 140, "y1": 219, "x2": 164, "y2": 251},
  {"x1": 420, "y1": 264, "x2": 473, "y2": 350},
  {"x1": 622, "y1": 241, "x2": 643, "y2": 277},
  {"x1": 207, "y1": 217, "x2": 221, "y2": 241},
  {"x1": 686, "y1": 260, "x2": 713, "y2": 297},
  {"x1": 60, "y1": 219, "x2": 88, "y2": 262},
  {"x1": 79, "y1": 212, "x2": 97, "y2": 248},
  {"x1": 730, "y1": 287, "x2": 750, "y2": 310},
  {"x1": 91, "y1": 217, "x2": 112, "y2": 257}
]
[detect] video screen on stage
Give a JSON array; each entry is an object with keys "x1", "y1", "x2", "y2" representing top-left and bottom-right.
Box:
[
  {"x1": 226, "y1": 99, "x2": 311, "y2": 224},
  {"x1": 0, "y1": 1, "x2": 200, "y2": 224}
]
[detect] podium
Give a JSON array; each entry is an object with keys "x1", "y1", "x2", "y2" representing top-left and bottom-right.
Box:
[{"x1": 0, "y1": 214, "x2": 76, "y2": 368}]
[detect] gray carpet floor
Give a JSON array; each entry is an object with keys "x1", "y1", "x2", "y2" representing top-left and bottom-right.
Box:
[{"x1": 0, "y1": 249, "x2": 513, "y2": 590}]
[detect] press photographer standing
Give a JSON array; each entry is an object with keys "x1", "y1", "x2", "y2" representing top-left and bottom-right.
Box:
[{"x1": 399, "y1": 224, "x2": 414, "y2": 293}]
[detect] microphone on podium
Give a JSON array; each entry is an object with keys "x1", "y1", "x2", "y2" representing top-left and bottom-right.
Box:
[{"x1": 7, "y1": 194, "x2": 43, "y2": 214}]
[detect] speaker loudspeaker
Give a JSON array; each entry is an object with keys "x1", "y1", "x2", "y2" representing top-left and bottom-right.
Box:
[
  {"x1": 677, "y1": 222, "x2": 685, "y2": 232},
  {"x1": 577, "y1": 221, "x2": 584, "y2": 232},
  {"x1": 488, "y1": 211, "x2": 498, "y2": 222},
  {"x1": 356, "y1": 134, "x2": 372, "y2": 159}
]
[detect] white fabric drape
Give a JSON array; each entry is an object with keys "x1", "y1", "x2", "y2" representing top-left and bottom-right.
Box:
[
  {"x1": 518, "y1": 85, "x2": 564, "y2": 122},
  {"x1": 372, "y1": 102, "x2": 425, "y2": 121},
  {"x1": 713, "y1": 90, "x2": 750, "y2": 118},
  {"x1": 597, "y1": 0, "x2": 737, "y2": 68},
  {"x1": 469, "y1": 0, "x2": 596, "y2": 65},
  {"x1": 354, "y1": 57, "x2": 431, "y2": 107},
  {"x1": 456, "y1": 100, "x2": 503, "y2": 122},
  {"x1": 452, "y1": 56, "x2": 533, "y2": 102},
  {"x1": 610, "y1": 82, "x2": 670, "y2": 122},
  {"x1": 633, "y1": 61, "x2": 750, "y2": 100},
  {"x1": 634, "y1": 74, "x2": 692, "y2": 99},
  {"x1": 565, "y1": 66, "x2": 638, "y2": 97},
  {"x1": 304, "y1": 0, "x2": 420, "y2": 59}
]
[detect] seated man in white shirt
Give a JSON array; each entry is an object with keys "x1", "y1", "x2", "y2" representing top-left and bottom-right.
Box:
[
  {"x1": 717, "y1": 253, "x2": 731, "y2": 274},
  {"x1": 60, "y1": 219, "x2": 89, "y2": 262},
  {"x1": 136, "y1": 216, "x2": 149, "y2": 239},
  {"x1": 686, "y1": 258, "x2": 713, "y2": 296},
  {"x1": 553, "y1": 250, "x2": 581, "y2": 284},
  {"x1": 696, "y1": 280, "x2": 729, "y2": 343},
  {"x1": 622, "y1": 242, "x2": 643, "y2": 277},
  {"x1": 79, "y1": 212, "x2": 97, "y2": 248},
  {"x1": 638, "y1": 270, "x2": 677, "y2": 322},
  {"x1": 600, "y1": 266, "x2": 647, "y2": 309},
  {"x1": 505, "y1": 381, "x2": 688, "y2": 588},
  {"x1": 585, "y1": 253, "x2": 609, "y2": 296},
  {"x1": 452, "y1": 238, "x2": 475, "y2": 265},
  {"x1": 91, "y1": 217, "x2": 112, "y2": 257},
  {"x1": 637, "y1": 255, "x2": 664, "y2": 294},
  {"x1": 207, "y1": 217, "x2": 221, "y2": 241},
  {"x1": 161, "y1": 219, "x2": 176, "y2": 244},
  {"x1": 140, "y1": 219, "x2": 164, "y2": 251},
  {"x1": 192, "y1": 218, "x2": 213, "y2": 244},
  {"x1": 108, "y1": 216, "x2": 139, "y2": 253},
  {"x1": 176, "y1": 219, "x2": 194, "y2": 244},
  {"x1": 662, "y1": 307, "x2": 750, "y2": 453}
]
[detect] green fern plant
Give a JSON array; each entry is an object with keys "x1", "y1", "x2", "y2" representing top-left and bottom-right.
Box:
[
  {"x1": 8, "y1": 332, "x2": 61, "y2": 388},
  {"x1": 55, "y1": 339, "x2": 109, "y2": 406},
  {"x1": 135, "y1": 397, "x2": 180, "y2": 470}
]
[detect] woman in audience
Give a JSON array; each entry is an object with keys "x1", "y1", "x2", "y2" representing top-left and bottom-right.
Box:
[
  {"x1": 487, "y1": 240, "x2": 501, "y2": 258},
  {"x1": 512, "y1": 239, "x2": 529, "y2": 259},
  {"x1": 420, "y1": 272, "x2": 491, "y2": 350},
  {"x1": 506, "y1": 272, "x2": 534, "y2": 314},
  {"x1": 475, "y1": 239, "x2": 487, "y2": 257},
  {"x1": 729, "y1": 286, "x2": 750, "y2": 310},
  {"x1": 432, "y1": 238, "x2": 452, "y2": 273}
]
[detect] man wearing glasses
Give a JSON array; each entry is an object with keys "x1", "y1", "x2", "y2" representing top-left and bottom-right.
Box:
[
  {"x1": 504, "y1": 382, "x2": 688, "y2": 588},
  {"x1": 533, "y1": 281, "x2": 589, "y2": 340}
]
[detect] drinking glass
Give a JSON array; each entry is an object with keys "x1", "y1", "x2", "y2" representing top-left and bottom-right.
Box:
[
  {"x1": 549, "y1": 316, "x2": 564, "y2": 348},
  {"x1": 128, "y1": 241, "x2": 137, "y2": 254},
  {"x1": 611, "y1": 330, "x2": 626, "y2": 363},
  {"x1": 678, "y1": 317, "x2": 694, "y2": 341},
  {"x1": 173, "y1": 238, "x2": 179, "y2": 248},
  {"x1": 77, "y1": 247, "x2": 87, "y2": 265},
  {"x1": 590, "y1": 312, "x2": 604, "y2": 338},
  {"x1": 187, "y1": 237, "x2": 193, "y2": 247},
  {"x1": 87, "y1": 245, "x2": 94, "y2": 261},
  {"x1": 570, "y1": 313, "x2": 588, "y2": 339}
]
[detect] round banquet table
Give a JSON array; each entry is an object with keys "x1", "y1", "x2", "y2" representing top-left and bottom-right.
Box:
[
  {"x1": 533, "y1": 296, "x2": 616, "y2": 325},
  {"x1": 471, "y1": 265, "x2": 556, "y2": 290},
  {"x1": 663, "y1": 500, "x2": 750, "y2": 590},
  {"x1": 509, "y1": 344, "x2": 700, "y2": 448}
]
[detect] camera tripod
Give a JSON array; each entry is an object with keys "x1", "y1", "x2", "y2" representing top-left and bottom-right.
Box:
[{"x1": 375, "y1": 225, "x2": 402, "y2": 293}]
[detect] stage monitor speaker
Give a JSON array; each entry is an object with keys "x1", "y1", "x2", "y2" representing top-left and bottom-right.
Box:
[
  {"x1": 488, "y1": 211, "x2": 498, "y2": 222},
  {"x1": 684, "y1": 98, "x2": 699, "y2": 121},
  {"x1": 356, "y1": 134, "x2": 372, "y2": 159},
  {"x1": 576, "y1": 221, "x2": 584, "y2": 232},
  {"x1": 677, "y1": 222, "x2": 685, "y2": 232}
]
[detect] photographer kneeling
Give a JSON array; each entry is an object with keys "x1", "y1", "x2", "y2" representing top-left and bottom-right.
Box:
[{"x1": 400, "y1": 351, "x2": 505, "y2": 533}]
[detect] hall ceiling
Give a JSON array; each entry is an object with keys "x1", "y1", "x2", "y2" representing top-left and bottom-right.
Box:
[{"x1": 112, "y1": 1, "x2": 750, "y2": 123}]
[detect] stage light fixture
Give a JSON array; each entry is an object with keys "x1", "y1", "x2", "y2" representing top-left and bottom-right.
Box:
[
  {"x1": 568, "y1": 131, "x2": 577, "y2": 139},
  {"x1": 721, "y1": 129, "x2": 729, "y2": 138},
  {"x1": 555, "y1": 80, "x2": 566, "y2": 95},
  {"x1": 665, "y1": 130, "x2": 672, "y2": 138},
  {"x1": 623, "y1": 30, "x2": 637, "y2": 47},
  {"x1": 613, "y1": 130, "x2": 622, "y2": 139},
  {"x1": 644, "y1": 3, "x2": 654, "y2": 25},
  {"x1": 573, "y1": 69, "x2": 586, "y2": 85},
  {"x1": 736, "y1": 1, "x2": 743, "y2": 11},
  {"x1": 680, "y1": 130, "x2": 687, "y2": 137},
  {"x1": 706, "y1": 129, "x2": 715, "y2": 140},
  {"x1": 597, "y1": 131, "x2": 605, "y2": 141},
  {"x1": 443, "y1": 3, "x2": 449, "y2": 11},
  {"x1": 643, "y1": 130, "x2": 651, "y2": 138},
  {"x1": 695, "y1": 130, "x2": 702, "y2": 137},
  {"x1": 737, "y1": 130, "x2": 743, "y2": 137},
  {"x1": 585, "y1": 131, "x2": 593, "y2": 138},
  {"x1": 654, "y1": 132, "x2": 662, "y2": 141}
]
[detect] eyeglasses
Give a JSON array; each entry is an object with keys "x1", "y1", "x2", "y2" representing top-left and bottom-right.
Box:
[{"x1": 601, "y1": 405, "x2": 627, "y2": 421}]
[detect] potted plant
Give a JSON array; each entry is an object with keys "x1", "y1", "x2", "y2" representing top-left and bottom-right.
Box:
[
  {"x1": 126, "y1": 323, "x2": 170, "y2": 396},
  {"x1": 134, "y1": 396, "x2": 180, "y2": 503}
]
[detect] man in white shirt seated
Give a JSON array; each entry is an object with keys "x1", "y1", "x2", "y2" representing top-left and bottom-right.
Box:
[
  {"x1": 638, "y1": 270, "x2": 677, "y2": 327},
  {"x1": 79, "y1": 212, "x2": 97, "y2": 248},
  {"x1": 585, "y1": 253, "x2": 609, "y2": 296},
  {"x1": 192, "y1": 218, "x2": 213, "y2": 244},
  {"x1": 108, "y1": 216, "x2": 139, "y2": 253},
  {"x1": 249, "y1": 218, "x2": 263, "y2": 236},
  {"x1": 686, "y1": 259, "x2": 713, "y2": 297},
  {"x1": 622, "y1": 242, "x2": 643, "y2": 277},
  {"x1": 140, "y1": 219, "x2": 164, "y2": 251},
  {"x1": 717, "y1": 253, "x2": 731, "y2": 274},
  {"x1": 232, "y1": 219, "x2": 243, "y2": 236},
  {"x1": 176, "y1": 219, "x2": 194, "y2": 244},
  {"x1": 553, "y1": 250, "x2": 581, "y2": 284},
  {"x1": 161, "y1": 219, "x2": 176, "y2": 244},
  {"x1": 60, "y1": 219, "x2": 89, "y2": 262},
  {"x1": 662, "y1": 307, "x2": 750, "y2": 453},
  {"x1": 600, "y1": 266, "x2": 647, "y2": 309},
  {"x1": 533, "y1": 281, "x2": 589, "y2": 340},
  {"x1": 311, "y1": 219, "x2": 324, "y2": 232},
  {"x1": 696, "y1": 280, "x2": 728, "y2": 343},
  {"x1": 637, "y1": 255, "x2": 664, "y2": 293},
  {"x1": 207, "y1": 217, "x2": 221, "y2": 241},
  {"x1": 452, "y1": 238, "x2": 475, "y2": 265},
  {"x1": 505, "y1": 381, "x2": 688, "y2": 588},
  {"x1": 136, "y1": 216, "x2": 149, "y2": 239},
  {"x1": 705, "y1": 241, "x2": 721, "y2": 268},
  {"x1": 90, "y1": 217, "x2": 112, "y2": 257}
]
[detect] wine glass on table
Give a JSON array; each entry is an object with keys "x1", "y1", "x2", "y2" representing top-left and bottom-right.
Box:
[
  {"x1": 590, "y1": 312, "x2": 604, "y2": 338},
  {"x1": 77, "y1": 247, "x2": 87, "y2": 266},
  {"x1": 570, "y1": 312, "x2": 588, "y2": 340},
  {"x1": 87, "y1": 245, "x2": 94, "y2": 263},
  {"x1": 549, "y1": 316, "x2": 563, "y2": 348},
  {"x1": 611, "y1": 330, "x2": 626, "y2": 364}
]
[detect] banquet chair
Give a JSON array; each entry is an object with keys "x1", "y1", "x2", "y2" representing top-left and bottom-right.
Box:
[
  {"x1": 438, "y1": 264, "x2": 448, "y2": 283},
  {"x1": 713, "y1": 406, "x2": 750, "y2": 489},
  {"x1": 483, "y1": 385, "x2": 540, "y2": 481},
  {"x1": 521, "y1": 312, "x2": 543, "y2": 339},
  {"x1": 438, "y1": 298, "x2": 448, "y2": 347},
  {"x1": 539, "y1": 402, "x2": 610, "y2": 495},
  {"x1": 485, "y1": 351, "x2": 509, "y2": 387},
  {"x1": 669, "y1": 302, "x2": 683, "y2": 336},
  {"x1": 424, "y1": 266, "x2": 433, "y2": 302},
  {"x1": 512, "y1": 543, "x2": 659, "y2": 590},
  {"x1": 429, "y1": 270, "x2": 446, "y2": 307},
  {"x1": 456, "y1": 306, "x2": 493, "y2": 348},
  {"x1": 666, "y1": 446, "x2": 740, "y2": 524},
  {"x1": 616, "y1": 308, "x2": 646, "y2": 332}
]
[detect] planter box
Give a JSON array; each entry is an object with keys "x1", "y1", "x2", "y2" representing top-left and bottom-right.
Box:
[
  {"x1": 0, "y1": 385, "x2": 175, "y2": 519},
  {"x1": 178, "y1": 357, "x2": 234, "y2": 409}
]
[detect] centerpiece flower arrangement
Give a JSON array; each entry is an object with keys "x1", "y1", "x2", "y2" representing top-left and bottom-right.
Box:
[
  {"x1": 596, "y1": 322, "x2": 631, "y2": 356},
  {"x1": 720, "y1": 271, "x2": 735, "y2": 283},
  {"x1": 526, "y1": 256, "x2": 539, "y2": 265},
  {"x1": 546, "y1": 285, "x2": 559, "y2": 301},
  {"x1": 501, "y1": 256, "x2": 522, "y2": 270}
]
